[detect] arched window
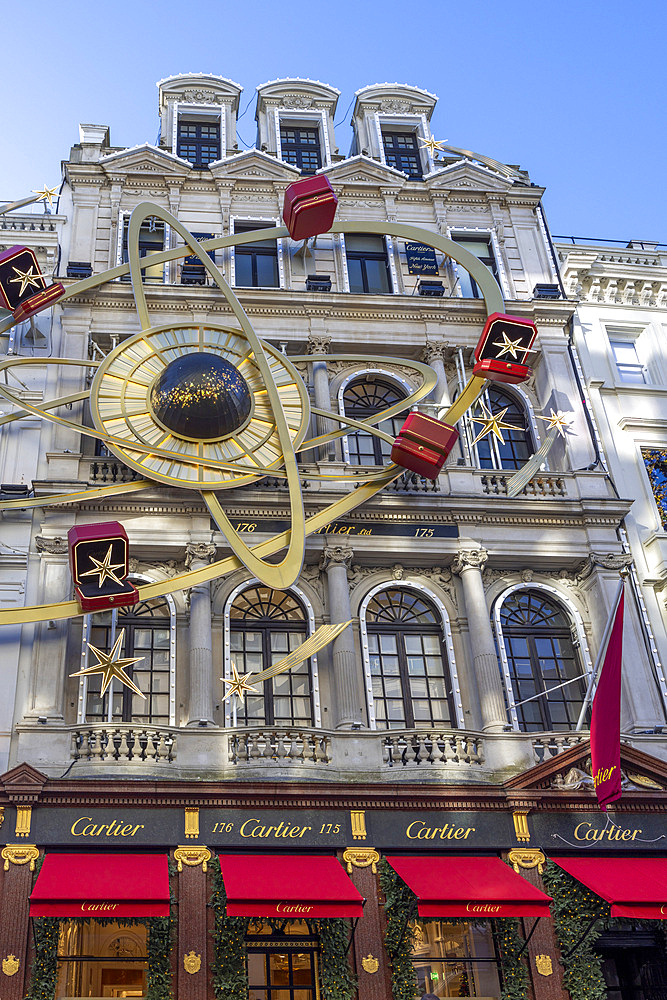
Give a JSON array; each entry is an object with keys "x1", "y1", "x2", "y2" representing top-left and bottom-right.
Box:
[
  {"x1": 365, "y1": 588, "x2": 455, "y2": 729},
  {"x1": 498, "y1": 589, "x2": 587, "y2": 732},
  {"x1": 229, "y1": 585, "x2": 312, "y2": 726},
  {"x1": 342, "y1": 376, "x2": 408, "y2": 465},
  {"x1": 472, "y1": 385, "x2": 533, "y2": 470},
  {"x1": 81, "y1": 596, "x2": 173, "y2": 725}
]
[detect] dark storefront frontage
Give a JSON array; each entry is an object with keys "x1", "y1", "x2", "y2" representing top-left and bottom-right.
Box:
[{"x1": 1, "y1": 742, "x2": 667, "y2": 1000}]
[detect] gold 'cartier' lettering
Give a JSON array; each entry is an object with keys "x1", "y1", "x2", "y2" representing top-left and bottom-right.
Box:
[
  {"x1": 276, "y1": 902, "x2": 314, "y2": 914},
  {"x1": 466, "y1": 903, "x2": 502, "y2": 913},
  {"x1": 239, "y1": 818, "x2": 312, "y2": 839},
  {"x1": 405, "y1": 821, "x2": 475, "y2": 841},
  {"x1": 573, "y1": 822, "x2": 642, "y2": 842},
  {"x1": 71, "y1": 816, "x2": 145, "y2": 837},
  {"x1": 80, "y1": 902, "x2": 119, "y2": 913}
]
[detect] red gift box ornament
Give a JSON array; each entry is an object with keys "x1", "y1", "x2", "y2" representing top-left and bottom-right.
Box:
[
  {"x1": 282, "y1": 175, "x2": 338, "y2": 241},
  {"x1": 0, "y1": 245, "x2": 65, "y2": 320},
  {"x1": 391, "y1": 411, "x2": 459, "y2": 480},
  {"x1": 67, "y1": 521, "x2": 139, "y2": 613},
  {"x1": 472, "y1": 313, "x2": 538, "y2": 385}
]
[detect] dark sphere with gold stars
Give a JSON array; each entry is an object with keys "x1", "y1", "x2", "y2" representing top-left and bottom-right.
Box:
[{"x1": 150, "y1": 353, "x2": 253, "y2": 441}]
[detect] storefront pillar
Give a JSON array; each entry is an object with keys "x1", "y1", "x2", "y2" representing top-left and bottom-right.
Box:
[
  {"x1": 175, "y1": 848, "x2": 210, "y2": 1000},
  {"x1": 185, "y1": 543, "x2": 217, "y2": 727},
  {"x1": 25, "y1": 536, "x2": 70, "y2": 721},
  {"x1": 344, "y1": 852, "x2": 392, "y2": 1000},
  {"x1": 320, "y1": 541, "x2": 364, "y2": 728},
  {"x1": 453, "y1": 546, "x2": 508, "y2": 732},
  {"x1": 422, "y1": 340, "x2": 452, "y2": 412},
  {"x1": 0, "y1": 846, "x2": 37, "y2": 1000},
  {"x1": 307, "y1": 332, "x2": 335, "y2": 461}
]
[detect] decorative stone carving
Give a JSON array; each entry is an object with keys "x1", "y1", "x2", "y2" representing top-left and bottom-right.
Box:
[
  {"x1": 521, "y1": 569, "x2": 534, "y2": 583},
  {"x1": 185, "y1": 543, "x2": 217, "y2": 569},
  {"x1": 299, "y1": 563, "x2": 325, "y2": 602},
  {"x1": 577, "y1": 551, "x2": 633, "y2": 581},
  {"x1": 320, "y1": 542, "x2": 354, "y2": 572},
  {"x1": 482, "y1": 567, "x2": 505, "y2": 587},
  {"x1": 306, "y1": 333, "x2": 331, "y2": 355},
  {"x1": 379, "y1": 99, "x2": 411, "y2": 113},
  {"x1": 421, "y1": 340, "x2": 451, "y2": 364},
  {"x1": 174, "y1": 845, "x2": 212, "y2": 872},
  {"x1": 283, "y1": 95, "x2": 313, "y2": 109},
  {"x1": 343, "y1": 847, "x2": 380, "y2": 873},
  {"x1": 508, "y1": 848, "x2": 545, "y2": 874},
  {"x1": 1, "y1": 844, "x2": 39, "y2": 871},
  {"x1": 391, "y1": 564, "x2": 404, "y2": 580},
  {"x1": 452, "y1": 548, "x2": 488, "y2": 574},
  {"x1": 35, "y1": 535, "x2": 68, "y2": 555}
]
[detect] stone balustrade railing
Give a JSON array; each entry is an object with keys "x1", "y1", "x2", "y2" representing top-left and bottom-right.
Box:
[
  {"x1": 228, "y1": 728, "x2": 331, "y2": 765},
  {"x1": 71, "y1": 726, "x2": 176, "y2": 762},
  {"x1": 382, "y1": 731, "x2": 484, "y2": 768}
]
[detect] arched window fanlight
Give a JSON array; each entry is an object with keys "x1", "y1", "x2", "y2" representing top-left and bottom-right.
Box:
[
  {"x1": 473, "y1": 385, "x2": 533, "y2": 470},
  {"x1": 365, "y1": 588, "x2": 455, "y2": 729},
  {"x1": 342, "y1": 376, "x2": 408, "y2": 465},
  {"x1": 499, "y1": 589, "x2": 587, "y2": 731},
  {"x1": 229, "y1": 585, "x2": 312, "y2": 726}
]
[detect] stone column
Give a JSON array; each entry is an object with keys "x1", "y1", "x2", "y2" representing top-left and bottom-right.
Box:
[
  {"x1": 320, "y1": 540, "x2": 363, "y2": 728},
  {"x1": 185, "y1": 543, "x2": 217, "y2": 727},
  {"x1": 175, "y1": 848, "x2": 210, "y2": 1000},
  {"x1": 452, "y1": 547, "x2": 508, "y2": 733},
  {"x1": 307, "y1": 332, "x2": 335, "y2": 461},
  {"x1": 0, "y1": 847, "x2": 37, "y2": 1000},
  {"x1": 421, "y1": 339, "x2": 452, "y2": 413},
  {"x1": 25, "y1": 536, "x2": 70, "y2": 721}
]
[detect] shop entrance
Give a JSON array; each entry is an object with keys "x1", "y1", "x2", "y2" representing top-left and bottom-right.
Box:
[
  {"x1": 598, "y1": 929, "x2": 667, "y2": 1000},
  {"x1": 55, "y1": 921, "x2": 147, "y2": 999},
  {"x1": 246, "y1": 920, "x2": 319, "y2": 1000}
]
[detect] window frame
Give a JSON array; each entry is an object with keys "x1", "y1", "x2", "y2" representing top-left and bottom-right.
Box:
[
  {"x1": 493, "y1": 582, "x2": 594, "y2": 732},
  {"x1": 359, "y1": 581, "x2": 464, "y2": 731},
  {"x1": 337, "y1": 369, "x2": 412, "y2": 465},
  {"x1": 280, "y1": 124, "x2": 322, "y2": 174},
  {"x1": 231, "y1": 217, "x2": 284, "y2": 289},
  {"x1": 374, "y1": 111, "x2": 434, "y2": 176},
  {"x1": 410, "y1": 917, "x2": 503, "y2": 999},
  {"x1": 171, "y1": 101, "x2": 224, "y2": 167},
  {"x1": 381, "y1": 129, "x2": 424, "y2": 179},
  {"x1": 469, "y1": 385, "x2": 537, "y2": 472},
  {"x1": 223, "y1": 579, "x2": 322, "y2": 728},
  {"x1": 608, "y1": 334, "x2": 649, "y2": 385},
  {"x1": 273, "y1": 107, "x2": 331, "y2": 170},
  {"x1": 117, "y1": 212, "x2": 168, "y2": 284},
  {"x1": 343, "y1": 233, "x2": 393, "y2": 294},
  {"x1": 448, "y1": 227, "x2": 511, "y2": 300}
]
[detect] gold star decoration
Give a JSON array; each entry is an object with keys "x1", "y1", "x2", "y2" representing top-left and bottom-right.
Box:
[
  {"x1": 222, "y1": 662, "x2": 259, "y2": 703},
  {"x1": 70, "y1": 629, "x2": 145, "y2": 698},
  {"x1": 418, "y1": 136, "x2": 448, "y2": 157},
  {"x1": 79, "y1": 544, "x2": 126, "y2": 588},
  {"x1": 491, "y1": 331, "x2": 537, "y2": 360},
  {"x1": 32, "y1": 184, "x2": 59, "y2": 208},
  {"x1": 536, "y1": 409, "x2": 573, "y2": 437},
  {"x1": 471, "y1": 400, "x2": 522, "y2": 446},
  {"x1": 8, "y1": 266, "x2": 46, "y2": 297}
]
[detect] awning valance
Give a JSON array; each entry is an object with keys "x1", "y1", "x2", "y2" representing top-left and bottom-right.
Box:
[
  {"x1": 218, "y1": 854, "x2": 364, "y2": 918},
  {"x1": 386, "y1": 856, "x2": 552, "y2": 918},
  {"x1": 30, "y1": 853, "x2": 170, "y2": 918},
  {"x1": 553, "y1": 858, "x2": 667, "y2": 919}
]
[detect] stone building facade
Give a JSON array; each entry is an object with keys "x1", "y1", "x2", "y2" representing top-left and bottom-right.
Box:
[{"x1": 0, "y1": 73, "x2": 666, "y2": 1000}]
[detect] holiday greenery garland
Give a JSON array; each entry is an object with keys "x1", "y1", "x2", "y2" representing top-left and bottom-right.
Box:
[
  {"x1": 541, "y1": 860, "x2": 609, "y2": 1000},
  {"x1": 313, "y1": 918, "x2": 357, "y2": 1000},
  {"x1": 379, "y1": 859, "x2": 529, "y2": 1000}
]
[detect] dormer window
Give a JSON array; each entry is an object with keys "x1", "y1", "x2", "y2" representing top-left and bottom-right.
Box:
[
  {"x1": 381, "y1": 130, "x2": 423, "y2": 179},
  {"x1": 176, "y1": 120, "x2": 220, "y2": 168},
  {"x1": 280, "y1": 125, "x2": 322, "y2": 174}
]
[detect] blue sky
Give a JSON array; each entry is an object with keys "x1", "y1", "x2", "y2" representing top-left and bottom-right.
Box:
[{"x1": 2, "y1": 0, "x2": 665, "y2": 242}]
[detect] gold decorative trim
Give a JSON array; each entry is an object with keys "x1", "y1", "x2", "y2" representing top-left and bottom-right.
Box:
[
  {"x1": 350, "y1": 810, "x2": 367, "y2": 840},
  {"x1": 508, "y1": 848, "x2": 545, "y2": 874},
  {"x1": 2, "y1": 954, "x2": 20, "y2": 976},
  {"x1": 0, "y1": 806, "x2": 4, "y2": 829},
  {"x1": 14, "y1": 805, "x2": 32, "y2": 838},
  {"x1": 343, "y1": 848, "x2": 379, "y2": 874},
  {"x1": 535, "y1": 954, "x2": 553, "y2": 976},
  {"x1": 183, "y1": 951, "x2": 201, "y2": 975},
  {"x1": 174, "y1": 846, "x2": 211, "y2": 872},
  {"x1": 184, "y1": 807, "x2": 199, "y2": 839},
  {"x1": 1, "y1": 844, "x2": 39, "y2": 871},
  {"x1": 361, "y1": 954, "x2": 379, "y2": 974},
  {"x1": 512, "y1": 809, "x2": 530, "y2": 842}
]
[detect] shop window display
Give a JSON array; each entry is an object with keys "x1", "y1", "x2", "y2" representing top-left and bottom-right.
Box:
[
  {"x1": 56, "y1": 921, "x2": 147, "y2": 999},
  {"x1": 411, "y1": 919, "x2": 502, "y2": 999}
]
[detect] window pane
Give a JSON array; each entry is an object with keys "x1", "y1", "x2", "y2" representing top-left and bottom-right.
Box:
[
  {"x1": 347, "y1": 257, "x2": 364, "y2": 293},
  {"x1": 235, "y1": 253, "x2": 254, "y2": 286},
  {"x1": 362, "y1": 258, "x2": 390, "y2": 294},
  {"x1": 255, "y1": 254, "x2": 279, "y2": 287}
]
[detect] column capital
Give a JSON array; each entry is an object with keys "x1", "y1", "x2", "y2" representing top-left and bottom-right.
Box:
[
  {"x1": 421, "y1": 339, "x2": 451, "y2": 364},
  {"x1": 577, "y1": 551, "x2": 632, "y2": 581},
  {"x1": 35, "y1": 535, "x2": 68, "y2": 555},
  {"x1": 185, "y1": 543, "x2": 217, "y2": 569},
  {"x1": 320, "y1": 541, "x2": 354, "y2": 572},
  {"x1": 307, "y1": 333, "x2": 332, "y2": 355},
  {"x1": 452, "y1": 548, "x2": 489, "y2": 575}
]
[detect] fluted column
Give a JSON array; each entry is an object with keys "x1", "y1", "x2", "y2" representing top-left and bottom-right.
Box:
[
  {"x1": 320, "y1": 540, "x2": 363, "y2": 728},
  {"x1": 452, "y1": 547, "x2": 508, "y2": 732},
  {"x1": 307, "y1": 332, "x2": 335, "y2": 461},
  {"x1": 25, "y1": 536, "x2": 70, "y2": 721},
  {"x1": 421, "y1": 339, "x2": 452, "y2": 413},
  {"x1": 185, "y1": 543, "x2": 217, "y2": 727}
]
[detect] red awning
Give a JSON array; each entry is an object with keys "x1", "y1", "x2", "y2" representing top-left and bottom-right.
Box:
[
  {"x1": 218, "y1": 855, "x2": 364, "y2": 918},
  {"x1": 386, "y1": 856, "x2": 553, "y2": 918},
  {"x1": 30, "y1": 853, "x2": 170, "y2": 918},
  {"x1": 553, "y1": 858, "x2": 667, "y2": 919}
]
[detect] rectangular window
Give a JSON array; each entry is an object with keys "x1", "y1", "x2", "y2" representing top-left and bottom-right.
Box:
[
  {"x1": 452, "y1": 235, "x2": 498, "y2": 298},
  {"x1": 382, "y1": 130, "x2": 423, "y2": 179},
  {"x1": 234, "y1": 223, "x2": 279, "y2": 288},
  {"x1": 411, "y1": 919, "x2": 502, "y2": 999},
  {"x1": 56, "y1": 920, "x2": 147, "y2": 999},
  {"x1": 642, "y1": 448, "x2": 667, "y2": 528},
  {"x1": 280, "y1": 125, "x2": 322, "y2": 174},
  {"x1": 346, "y1": 234, "x2": 392, "y2": 294},
  {"x1": 177, "y1": 120, "x2": 220, "y2": 167},
  {"x1": 609, "y1": 339, "x2": 647, "y2": 384},
  {"x1": 121, "y1": 217, "x2": 165, "y2": 283}
]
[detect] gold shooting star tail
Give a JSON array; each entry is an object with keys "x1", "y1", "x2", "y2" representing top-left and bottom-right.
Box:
[
  {"x1": 254, "y1": 621, "x2": 353, "y2": 683},
  {"x1": 505, "y1": 427, "x2": 559, "y2": 497}
]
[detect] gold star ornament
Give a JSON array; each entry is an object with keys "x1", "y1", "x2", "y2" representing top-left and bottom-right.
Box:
[
  {"x1": 32, "y1": 184, "x2": 59, "y2": 208},
  {"x1": 492, "y1": 331, "x2": 537, "y2": 361},
  {"x1": 79, "y1": 544, "x2": 126, "y2": 588},
  {"x1": 70, "y1": 629, "x2": 145, "y2": 698},
  {"x1": 536, "y1": 409, "x2": 573, "y2": 437},
  {"x1": 9, "y1": 266, "x2": 45, "y2": 297},
  {"x1": 222, "y1": 663, "x2": 259, "y2": 703},
  {"x1": 471, "y1": 400, "x2": 522, "y2": 446},
  {"x1": 418, "y1": 136, "x2": 448, "y2": 157}
]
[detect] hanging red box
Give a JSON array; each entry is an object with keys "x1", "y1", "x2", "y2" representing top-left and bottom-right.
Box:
[
  {"x1": 13, "y1": 281, "x2": 65, "y2": 322},
  {"x1": 391, "y1": 412, "x2": 459, "y2": 480},
  {"x1": 68, "y1": 521, "x2": 138, "y2": 613},
  {"x1": 472, "y1": 313, "x2": 538, "y2": 384},
  {"x1": 0, "y1": 245, "x2": 49, "y2": 311},
  {"x1": 282, "y1": 175, "x2": 338, "y2": 241}
]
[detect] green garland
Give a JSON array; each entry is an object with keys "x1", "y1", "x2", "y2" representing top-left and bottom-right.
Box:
[
  {"x1": 26, "y1": 917, "x2": 60, "y2": 1000},
  {"x1": 146, "y1": 916, "x2": 175, "y2": 1000},
  {"x1": 313, "y1": 918, "x2": 357, "y2": 1000},
  {"x1": 379, "y1": 859, "x2": 528, "y2": 1000},
  {"x1": 210, "y1": 855, "x2": 249, "y2": 1000},
  {"x1": 541, "y1": 860, "x2": 608, "y2": 1000}
]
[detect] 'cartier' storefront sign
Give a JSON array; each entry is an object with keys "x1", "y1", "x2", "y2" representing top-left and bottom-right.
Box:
[{"x1": 4, "y1": 806, "x2": 665, "y2": 852}]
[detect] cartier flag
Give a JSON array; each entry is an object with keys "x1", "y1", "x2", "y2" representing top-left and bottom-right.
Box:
[{"x1": 590, "y1": 585, "x2": 625, "y2": 810}]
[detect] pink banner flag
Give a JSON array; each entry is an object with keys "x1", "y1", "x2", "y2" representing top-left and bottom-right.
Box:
[{"x1": 590, "y1": 586, "x2": 625, "y2": 810}]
